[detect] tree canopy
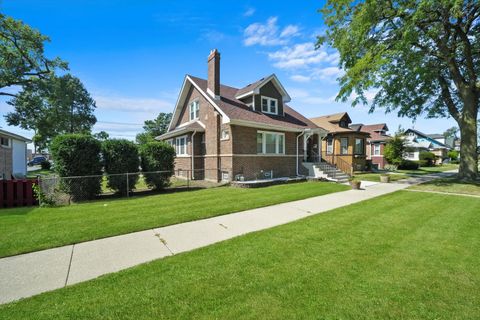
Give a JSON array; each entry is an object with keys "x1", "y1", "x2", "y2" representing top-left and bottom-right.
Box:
[
  {"x1": 5, "y1": 74, "x2": 97, "y2": 151},
  {"x1": 318, "y1": 0, "x2": 480, "y2": 180},
  {"x1": 0, "y1": 13, "x2": 67, "y2": 97},
  {"x1": 136, "y1": 112, "x2": 172, "y2": 144}
]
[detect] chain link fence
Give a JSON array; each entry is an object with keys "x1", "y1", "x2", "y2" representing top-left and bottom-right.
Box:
[{"x1": 37, "y1": 169, "x2": 229, "y2": 206}]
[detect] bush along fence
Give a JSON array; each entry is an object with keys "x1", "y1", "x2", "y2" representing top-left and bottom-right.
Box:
[
  {"x1": 36, "y1": 169, "x2": 230, "y2": 206},
  {"x1": 0, "y1": 179, "x2": 38, "y2": 208}
]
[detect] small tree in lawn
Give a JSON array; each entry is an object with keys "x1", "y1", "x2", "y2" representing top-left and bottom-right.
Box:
[
  {"x1": 50, "y1": 134, "x2": 102, "y2": 201},
  {"x1": 102, "y1": 139, "x2": 140, "y2": 195},
  {"x1": 139, "y1": 142, "x2": 175, "y2": 190},
  {"x1": 384, "y1": 134, "x2": 407, "y2": 168}
]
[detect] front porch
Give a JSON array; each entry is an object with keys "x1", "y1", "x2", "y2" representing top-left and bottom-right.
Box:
[{"x1": 301, "y1": 131, "x2": 369, "y2": 178}]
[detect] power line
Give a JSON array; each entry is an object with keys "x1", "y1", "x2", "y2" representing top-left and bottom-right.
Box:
[{"x1": 96, "y1": 120, "x2": 143, "y2": 126}]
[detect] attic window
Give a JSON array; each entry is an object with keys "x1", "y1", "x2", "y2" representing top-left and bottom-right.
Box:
[
  {"x1": 189, "y1": 100, "x2": 199, "y2": 121},
  {"x1": 261, "y1": 96, "x2": 278, "y2": 115},
  {"x1": 339, "y1": 120, "x2": 347, "y2": 128}
]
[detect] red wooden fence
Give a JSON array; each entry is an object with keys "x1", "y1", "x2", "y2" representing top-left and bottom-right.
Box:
[{"x1": 0, "y1": 179, "x2": 38, "y2": 208}]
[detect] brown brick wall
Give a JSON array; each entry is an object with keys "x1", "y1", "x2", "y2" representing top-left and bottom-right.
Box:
[
  {"x1": 231, "y1": 126, "x2": 297, "y2": 155},
  {"x1": 368, "y1": 142, "x2": 388, "y2": 169},
  {"x1": 232, "y1": 156, "x2": 297, "y2": 180}
]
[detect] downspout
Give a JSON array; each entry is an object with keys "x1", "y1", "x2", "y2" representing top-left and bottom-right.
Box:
[
  {"x1": 191, "y1": 131, "x2": 196, "y2": 180},
  {"x1": 296, "y1": 130, "x2": 305, "y2": 176}
]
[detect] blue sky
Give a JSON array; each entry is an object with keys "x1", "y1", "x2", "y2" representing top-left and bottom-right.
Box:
[{"x1": 0, "y1": 0, "x2": 457, "y2": 143}]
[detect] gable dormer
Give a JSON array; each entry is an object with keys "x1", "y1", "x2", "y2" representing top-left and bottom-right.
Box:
[
  {"x1": 235, "y1": 74, "x2": 291, "y2": 116},
  {"x1": 329, "y1": 112, "x2": 352, "y2": 128}
]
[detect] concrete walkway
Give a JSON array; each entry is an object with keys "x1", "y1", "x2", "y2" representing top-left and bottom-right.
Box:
[{"x1": 0, "y1": 172, "x2": 456, "y2": 304}]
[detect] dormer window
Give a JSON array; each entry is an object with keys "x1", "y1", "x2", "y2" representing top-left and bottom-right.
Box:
[
  {"x1": 189, "y1": 100, "x2": 199, "y2": 120},
  {"x1": 261, "y1": 96, "x2": 278, "y2": 115}
]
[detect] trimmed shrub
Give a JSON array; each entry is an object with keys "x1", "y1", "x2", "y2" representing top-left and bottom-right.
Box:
[
  {"x1": 398, "y1": 160, "x2": 419, "y2": 170},
  {"x1": 50, "y1": 134, "x2": 102, "y2": 201},
  {"x1": 448, "y1": 150, "x2": 459, "y2": 161},
  {"x1": 416, "y1": 160, "x2": 429, "y2": 167},
  {"x1": 102, "y1": 139, "x2": 140, "y2": 195},
  {"x1": 139, "y1": 141, "x2": 175, "y2": 189},
  {"x1": 419, "y1": 151, "x2": 436, "y2": 166},
  {"x1": 40, "y1": 160, "x2": 51, "y2": 170}
]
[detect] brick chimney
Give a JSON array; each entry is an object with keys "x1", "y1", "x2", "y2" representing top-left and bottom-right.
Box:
[{"x1": 207, "y1": 49, "x2": 220, "y2": 99}]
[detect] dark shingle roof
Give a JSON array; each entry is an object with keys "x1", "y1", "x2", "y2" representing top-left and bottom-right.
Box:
[{"x1": 188, "y1": 75, "x2": 317, "y2": 130}]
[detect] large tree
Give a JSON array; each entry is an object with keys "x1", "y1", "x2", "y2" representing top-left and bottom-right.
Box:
[
  {"x1": 5, "y1": 74, "x2": 96, "y2": 151},
  {"x1": 135, "y1": 112, "x2": 172, "y2": 144},
  {"x1": 0, "y1": 13, "x2": 67, "y2": 97},
  {"x1": 318, "y1": 0, "x2": 480, "y2": 180},
  {"x1": 443, "y1": 126, "x2": 459, "y2": 139}
]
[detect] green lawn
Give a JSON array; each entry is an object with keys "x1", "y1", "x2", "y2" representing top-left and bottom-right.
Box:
[
  {"x1": 1, "y1": 191, "x2": 479, "y2": 319},
  {"x1": 397, "y1": 163, "x2": 459, "y2": 175},
  {"x1": 26, "y1": 168, "x2": 53, "y2": 178},
  {"x1": 409, "y1": 177, "x2": 480, "y2": 196},
  {"x1": 354, "y1": 172, "x2": 409, "y2": 182},
  {"x1": 0, "y1": 181, "x2": 348, "y2": 258}
]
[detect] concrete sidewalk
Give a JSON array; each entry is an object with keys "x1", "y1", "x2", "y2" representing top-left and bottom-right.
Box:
[{"x1": 0, "y1": 172, "x2": 455, "y2": 304}]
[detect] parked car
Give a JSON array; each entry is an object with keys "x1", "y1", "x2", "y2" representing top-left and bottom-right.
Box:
[{"x1": 27, "y1": 156, "x2": 47, "y2": 166}]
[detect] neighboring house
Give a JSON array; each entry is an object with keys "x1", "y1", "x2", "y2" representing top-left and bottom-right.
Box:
[
  {"x1": 350, "y1": 123, "x2": 391, "y2": 169},
  {"x1": 157, "y1": 49, "x2": 327, "y2": 182},
  {"x1": 309, "y1": 112, "x2": 369, "y2": 174},
  {"x1": 0, "y1": 129, "x2": 31, "y2": 179},
  {"x1": 404, "y1": 128, "x2": 451, "y2": 162}
]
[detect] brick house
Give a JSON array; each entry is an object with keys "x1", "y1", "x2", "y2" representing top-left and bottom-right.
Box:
[
  {"x1": 157, "y1": 49, "x2": 327, "y2": 182},
  {"x1": 350, "y1": 123, "x2": 391, "y2": 169},
  {"x1": 309, "y1": 112, "x2": 370, "y2": 174},
  {"x1": 0, "y1": 129, "x2": 31, "y2": 180}
]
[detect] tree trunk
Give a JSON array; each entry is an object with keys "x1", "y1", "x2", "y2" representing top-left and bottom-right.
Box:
[{"x1": 457, "y1": 108, "x2": 478, "y2": 181}]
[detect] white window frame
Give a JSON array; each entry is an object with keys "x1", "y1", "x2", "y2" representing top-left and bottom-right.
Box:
[
  {"x1": 326, "y1": 138, "x2": 333, "y2": 154},
  {"x1": 354, "y1": 138, "x2": 364, "y2": 155},
  {"x1": 189, "y1": 100, "x2": 199, "y2": 121},
  {"x1": 373, "y1": 144, "x2": 381, "y2": 156},
  {"x1": 174, "y1": 135, "x2": 188, "y2": 156},
  {"x1": 260, "y1": 96, "x2": 278, "y2": 115},
  {"x1": 340, "y1": 138, "x2": 348, "y2": 155},
  {"x1": 221, "y1": 129, "x2": 230, "y2": 140},
  {"x1": 256, "y1": 131, "x2": 285, "y2": 155},
  {"x1": 0, "y1": 137, "x2": 11, "y2": 148}
]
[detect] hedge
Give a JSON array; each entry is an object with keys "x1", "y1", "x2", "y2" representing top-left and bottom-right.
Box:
[
  {"x1": 102, "y1": 139, "x2": 140, "y2": 195},
  {"x1": 139, "y1": 141, "x2": 175, "y2": 189},
  {"x1": 419, "y1": 151, "x2": 436, "y2": 167},
  {"x1": 398, "y1": 160, "x2": 419, "y2": 170},
  {"x1": 50, "y1": 134, "x2": 102, "y2": 201}
]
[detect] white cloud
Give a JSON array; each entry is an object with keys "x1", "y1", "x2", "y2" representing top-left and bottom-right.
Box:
[
  {"x1": 94, "y1": 95, "x2": 173, "y2": 113},
  {"x1": 280, "y1": 25, "x2": 300, "y2": 38},
  {"x1": 290, "y1": 75, "x2": 311, "y2": 82},
  {"x1": 313, "y1": 66, "x2": 344, "y2": 81},
  {"x1": 243, "y1": 17, "x2": 300, "y2": 46},
  {"x1": 243, "y1": 7, "x2": 255, "y2": 17},
  {"x1": 268, "y1": 42, "x2": 332, "y2": 69}
]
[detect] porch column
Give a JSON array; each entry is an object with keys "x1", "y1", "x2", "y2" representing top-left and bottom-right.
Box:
[
  {"x1": 317, "y1": 133, "x2": 322, "y2": 161},
  {"x1": 303, "y1": 133, "x2": 308, "y2": 161}
]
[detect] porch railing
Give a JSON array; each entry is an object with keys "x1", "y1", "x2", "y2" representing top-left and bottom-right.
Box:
[{"x1": 319, "y1": 151, "x2": 354, "y2": 176}]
